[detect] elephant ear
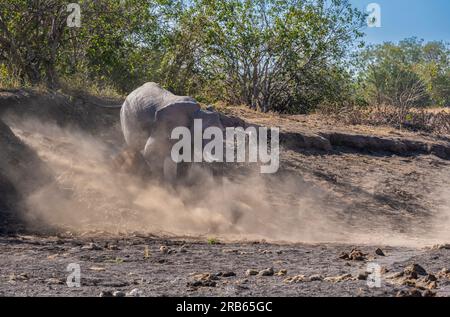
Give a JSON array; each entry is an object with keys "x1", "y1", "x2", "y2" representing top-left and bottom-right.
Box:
[
  {"x1": 155, "y1": 101, "x2": 201, "y2": 130},
  {"x1": 191, "y1": 109, "x2": 225, "y2": 131}
]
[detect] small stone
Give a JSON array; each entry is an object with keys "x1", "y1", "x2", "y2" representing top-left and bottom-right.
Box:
[
  {"x1": 427, "y1": 281, "x2": 438, "y2": 290},
  {"x1": 160, "y1": 246, "x2": 169, "y2": 254},
  {"x1": 339, "y1": 252, "x2": 350, "y2": 260},
  {"x1": 107, "y1": 244, "x2": 120, "y2": 251},
  {"x1": 222, "y1": 271, "x2": 236, "y2": 278},
  {"x1": 284, "y1": 275, "x2": 306, "y2": 283},
  {"x1": 193, "y1": 273, "x2": 219, "y2": 281},
  {"x1": 189, "y1": 273, "x2": 218, "y2": 287},
  {"x1": 424, "y1": 274, "x2": 437, "y2": 282},
  {"x1": 438, "y1": 267, "x2": 450, "y2": 278},
  {"x1": 126, "y1": 288, "x2": 142, "y2": 297},
  {"x1": 10, "y1": 273, "x2": 29, "y2": 281},
  {"x1": 82, "y1": 243, "x2": 102, "y2": 251},
  {"x1": 357, "y1": 272, "x2": 369, "y2": 280},
  {"x1": 245, "y1": 269, "x2": 259, "y2": 276},
  {"x1": 349, "y1": 249, "x2": 367, "y2": 261},
  {"x1": 259, "y1": 268, "x2": 274, "y2": 276},
  {"x1": 187, "y1": 280, "x2": 216, "y2": 288},
  {"x1": 396, "y1": 289, "x2": 422, "y2": 298},
  {"x1": 113, "y1": 291, "x2": 126, "y2": 297},
  {"x1": 324, "y1": 274, "x2": 353, "y2": 283},
  {"x1": 308, "y1": 274, "x2": 324, "y2": 282},
  {"x1": 275, "y1": 269, "x2": 288, "y2": 276},
  {"x1": 375, "y1": 248, "x2": 385, "y2": 256},
  {"x1": 404, "y1": 264, "x2": 427, "y2": 276},
  {"x1": 422, "y1": 290, "x2": 436, "y2": 297}
]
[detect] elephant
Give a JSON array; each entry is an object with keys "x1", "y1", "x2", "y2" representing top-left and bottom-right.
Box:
[{"x1": 120, "y1": 82, "x2": 224, "y2": 181}]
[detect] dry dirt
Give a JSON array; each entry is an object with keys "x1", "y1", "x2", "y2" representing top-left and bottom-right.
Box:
[{"x1": 0, "y1": 90, "x2": 449, "y2": 297}]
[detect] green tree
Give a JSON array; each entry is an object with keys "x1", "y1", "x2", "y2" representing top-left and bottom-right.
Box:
[{"x1": 161, "y1": 0, "x2": 365, "y2": 113}]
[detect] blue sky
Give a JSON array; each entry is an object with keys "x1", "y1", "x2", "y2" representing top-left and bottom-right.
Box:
[{"x1": 350, "y1": 0, "x2": 450, "y2": 44}]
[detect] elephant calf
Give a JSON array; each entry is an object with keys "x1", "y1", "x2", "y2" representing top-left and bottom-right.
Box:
[{"x1": 120, "y1": 82, "x2": 223, "y2": 181}]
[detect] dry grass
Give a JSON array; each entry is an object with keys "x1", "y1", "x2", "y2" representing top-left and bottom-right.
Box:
[{"x1": 320, "y1": 104, "x2": 450, "y2": 135}]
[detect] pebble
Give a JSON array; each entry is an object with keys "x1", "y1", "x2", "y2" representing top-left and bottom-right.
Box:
[
  {"x1": 375, "y1": 248, "x2": 385, "y2": 256},
  {"x1": 82, "y1": 243, "x2": 102, "y2": 251},
  {"x1": 126, "y1": 288, "x2": 142, "y2": 297},
  {"x1": 112, "y1": 291, "x2": 126, "y2": 297},
  {"x1": 245, "y1": 269, "x2": 259, "y2": 276},
  {"x1": 160, "y1": 246, "x2": 169, "y2": 254},
  {"x1": 275, "y1": 269, "x2": 288, "y2": 276},
  {"x1": 222, "y1": 271, "x2": 236, "y2": 278},
  {"x1": 308, "y1": 274, "x2": 324, "y2": 282},
  {"x1": 396, "y1": 289, "x2": 423, "y2": 297},
  {"x1": 404, "y1": 264, "x2": 427, "y2": 276},
  {"x1": 357, "y1": 271, "x2": 369, "y2": 280},
  {"x1": 259, "y1": 268, "x2": 274, "y2": 276},
  {"x1": 324, "y1": 274, "x2": 353, "y2": 283},
  {"x1": 284, "y1": 275, "x2": 306, "y2": 283}
]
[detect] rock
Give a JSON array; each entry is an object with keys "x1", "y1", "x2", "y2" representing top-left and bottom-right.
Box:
[
  {"x1": 222, "y1": 249, "x2": 239, "y2": 254},
  {"x1": 10, "y1": 273, "x2": 29, "y2": 281},
  {"x1": 437, "y1": 268, "x2": 450, "y2": 279},
  {"x1": 375, "y1": 248, "x2": 385, "y2": 256},
  {"x1": 275, "y1": 269, "x2": 288, "y2": 276},
  {"x1": 339, "y1": 252, "x2": 350, "y2": 260},
  {"x1": 424, "y1": 274, "x2": 437, "y2": 282},
  {"x1": 284, "y1": 275, "x2": 306, "y2": 284},
  {"x1": 245, "y1": 269, "x2": 259, "y2": 276},
  {"x1": 422, "y1": 290, "x2": 436, "y2": 297},
  {"x1": 259, "y1": 268, "x2": 274, "y2": 276},
  {"x1": 324, "y1": 274, "x2": 353, "y2": 283},
  {"x1": 99, "y1": 291, "x2": 114, "y2": 297},
  {"x1": 349, "y1": 249, "x2": 367, "y2": 261},
  {"x1": 160, "y1": 246, "x2": 169, "y2": 254},
  {"x1": 308, "y1": 274, "x2": 324, "y2": 282},
  {"x1": 404, "y1": 264, "x2": 427, "y2": 276},
  {"x1": 82, "y1": 243, "x2": 102, "y2": 251},
  {"x1": 396, "y1": 289, "x2": 423, "y2": 298},
  {"x1": 357, "y1": 272, "x2": 369, "y2": 280},
  {"x1": 113, "y1": 291, "x2": 126, "y2": 297},
  {"x1": 126, "y1": 288, "x2": 142, "y2": 297},
  {"x1": 107, "y1": 244, "x2": 120, "y2": 251},
  {"x1": 339, "y1": 248, "x2": 367, "y2": 261},
  {"x1": 193, "y1": 273, "x2": 219, "y2": 281},
  {"x1": 222, "y1": 271, "x2": 236, "y2": 278},
  {"x1": 432, "y1": 244, "x2": 450, "y2": 250},
  {"x1": 187, "y1": 280, "x2": 216, "y2": 288}
]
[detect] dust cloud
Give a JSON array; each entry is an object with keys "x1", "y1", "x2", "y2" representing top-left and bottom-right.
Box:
[{"x1": 5, "y1": 118, "x2": 450, "y2": 246}]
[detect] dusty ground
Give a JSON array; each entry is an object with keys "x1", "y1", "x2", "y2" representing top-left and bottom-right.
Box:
[
  {"x1": 0, "y1": 90, "x2": 449, "y2": 297},
  {"x1": 1, "y1": 234, "x2": 450, "y2": 297}
]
